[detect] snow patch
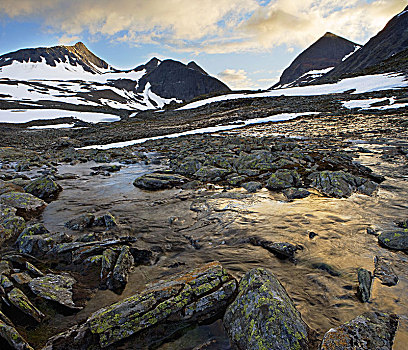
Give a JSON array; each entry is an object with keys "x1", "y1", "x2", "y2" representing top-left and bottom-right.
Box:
[{"x1": 342, "y1": 45, "x2": 361, "y2": 62}]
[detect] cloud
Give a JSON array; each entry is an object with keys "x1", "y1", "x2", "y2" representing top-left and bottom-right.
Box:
[
  {"x1": 218, "y1": 69, "x2": 254, "y2": 89},
  {"x1": 58, "y1": 34, "x2": 81, "y2": 45},
  {"x1": 0, "y1": 0, "x2": 406, "y2": 54}
]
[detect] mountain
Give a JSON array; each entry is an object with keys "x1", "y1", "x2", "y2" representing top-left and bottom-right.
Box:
[
  {"x1": 273, "y1": 32, "x2": 360, "y2": 88},
  {"x1": 324, "y1": 5, "x2": 408, "y2": 79},
  {"x1": 0, "y1": 42, "x2": 230, "y2": 119}
]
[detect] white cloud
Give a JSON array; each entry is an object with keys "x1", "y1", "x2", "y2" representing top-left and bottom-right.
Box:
[
  {"x1": 0, "y1": 0, "x2": 406, "y2": 54},
  {"x1": 58, "y1": 34, "x2": 81, "y2": 45},
  {"x1": 218, "y1": 69, "x2": 255, "y2": 89}
]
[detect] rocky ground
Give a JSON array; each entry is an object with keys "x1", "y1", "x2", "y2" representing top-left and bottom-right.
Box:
[{"x1": 0, "y1": 91, "x2": 407, "y2": 349}]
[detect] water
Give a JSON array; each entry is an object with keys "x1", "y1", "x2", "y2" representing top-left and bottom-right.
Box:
[{"x1": 38, "y1": 139, "x2": 408, "y2": 349}]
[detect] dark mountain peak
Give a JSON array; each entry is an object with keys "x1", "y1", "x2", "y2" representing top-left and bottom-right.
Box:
[
  {"x1": 73, "y1": 41, "x2": 87, "y2": 50},
  {"x1": 324, "y1": 5, "x2": 408, "y2": 79},
  {"x1": 187, "y1": 61, "x2": 208, "y2": 75},
  {"x1": 273, "y1": 32, "x2": 359, "y2": 88},
  {"x1": 146, "y1": 57, "x2": 161, "y2": 67}
]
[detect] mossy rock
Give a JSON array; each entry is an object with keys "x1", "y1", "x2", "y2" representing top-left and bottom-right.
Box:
[
  {"x1": 320, "y1": 312, "x2": 398, "y2": 350},
  {"x1": 224, "y1": 267, "x2": 311, "y2": 350},
  {"x1": 378, "y1": 230, "x2": 408, "y2": 251},
  {"x1": 133, "y1": 172, "x2": 189, "y2": 190},
  {"x1": 24, "y1": 176, "x2": 62, "y2": 202},
  {"x1": 0, "y1": 192, "x2": 47, "y2": 220},
  {"x1": 0, "y1": 180, "x2": 24, "y2": 196},
  {"x1": 266, "y1": 169, "x2": 302, "y2": 191}
]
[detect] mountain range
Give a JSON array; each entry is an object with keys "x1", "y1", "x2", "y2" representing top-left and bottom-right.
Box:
[{"x1": 0, "y1": 43, "x2": 230, "y2": 115}]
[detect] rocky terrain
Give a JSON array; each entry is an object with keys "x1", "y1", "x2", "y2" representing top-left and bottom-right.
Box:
[{"x1": 0, "y1": 85, "x2": 407, "y2": 349}]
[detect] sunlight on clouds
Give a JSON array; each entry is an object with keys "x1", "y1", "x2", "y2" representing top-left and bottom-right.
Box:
[
  {"x1": 0, "y1": 0, "x2": 405, "y2": 54},
  {"x1": 218, "y1": 69, "x2": 255, "y2": 90}
]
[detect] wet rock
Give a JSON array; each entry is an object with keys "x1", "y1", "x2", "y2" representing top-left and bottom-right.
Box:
[
  {"x1": 311, "y1": 262, "x2": 341, "y2": 277},
  {"x1": 378, "y1": 230, "x2": 408, "y2": 251},
  {"x1": 133, "y1": 172, "x2": 189, "y2": 190},
  {"x1": 108, "y1": 245, "x2": 134, "y2": 292},
  {"x1": 93, "y1": 212, "x2": 117, "y2": 229},
  {"x1": 357, "y1": 268, "x2": 372, "y2": 303},
  {"x1": 266, "y1": 169, "x2": 302, "y2": 190},
  {"x1": 0, "y1": 180, "x2": 24, "y2": 195},
  {"x1": 242, "y1": 181, "x2": 262, "y2": 193},
  {"x1": 320, "y1": 311, "x2": 398, "y2": 350},
  {"x1": 374, "y1": 256, "x2": 398, "y2": 286},
  {"x1": 90, "y1": 164, "x2": 121, "y2": 173},
  {"x1": 194, "y1": 166, "x2": 230, "y2": 182},
  {"x1": 283, "y1": 187, "x2": 310, "y2": 200},
  {"x1": 64, "y1": 213, "x2": 95, "y2": 231},
  {"x1": 0, "y1": 192, "x2": 47, "y2": 220},
  {"x1": 0, "y1": 315, "x2": 34, "y2": 350},
  {"x1": 24, "y1": 176, "x2": 62, "y2": 202},
  {"x1": 28, "y1": 273, "x2": 80, "y2": 310},
  {"x1": 249, "y1": 237, "x2": 300, "y2": 260},
  {"x1": 130, "y1": 247, "x2": 154, "y2": 265},
  {"x1": 43, "y1": 262, "x2": 237, "y2": 349},
  {"x1": 16, "y1": 230, "x2": 71, "y2": 257},
  {"x1": 308, "y1": 170, "x2": 377, "y2": 198},
  {"x1": 7, "y1": 287, "x2": 45, "y2": 323},
  {"x1": 224, "y1": 267, "x2": 311, "y2": 350}
]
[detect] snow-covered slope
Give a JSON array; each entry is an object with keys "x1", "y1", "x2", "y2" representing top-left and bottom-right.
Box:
[{"x1": 179, "y1": 73, "x2": 408, "y2": 110}]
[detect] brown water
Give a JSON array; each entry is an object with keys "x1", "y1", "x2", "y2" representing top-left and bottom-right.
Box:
[{"x1": 39, "y1": 139, "x2": 408, "y2": 349}]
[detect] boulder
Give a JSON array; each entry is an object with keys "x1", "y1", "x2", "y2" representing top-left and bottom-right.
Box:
[
  {"x1": 194, "y1": 166, "x2": 230, "y2": 182},
  {"x1": 374, "y1": 256, "x2": 398, "y2": 286},
  {"x1": 108, "y1": 245, "x2": 134, "y2": 292},
  {"x1": 0, "y1": 205, "x2": 26, "y2": 244},
  {"x1": 0, "y1": 192, "x2": 46, "y2": 220},
  {"x1": 7, "y1": 287, "x2": 45, "y2": 323},
  {"x1": 249, "y1": 237, "x2": 300, "y2": 260},
  {"x1": 133, "y1": 172, "x2": 189, "y2": 190},
  {"x1": 320, "y1": 312, "x2": 398, "y2": 350},
  {"x1": 283, "y1": 187, "x2": 310, "y2": 200},
  {"x1": 24, "y1": 176, "x2": 62, "y2": 202},
  {"x1": 378, "y1": 230, "x2": 408, "y2": 251},
  {"x1": 242, "y1": 181, "x2": 262, "y2": 193},
  {"x1": 16, "y1": 230, "x2": 71, "y2": 257},
  {"x1": 93, "y1": 212, "x2": 117, "y2": 229},
  {"x1": 357, "y1": 268, "x2": 372, "y2": 303},
  {"x1": 308, "y1": 171, "x2": 377, "y2": 198},
  {"x1": 266, "y1": 169, "x2": 302, "y2": 191},
  {"x1": 43, "y1": 262, "x2": 237, "y2": 349},
  {"x1": 0, "y1": 180, "x2": 24, "y2": 195},
  {"x1": 28, "y1": 273, "x2": 80, "y2": 310},
  {"x1": 224, "y1": 268, "x2": 311, "y2": 350}
]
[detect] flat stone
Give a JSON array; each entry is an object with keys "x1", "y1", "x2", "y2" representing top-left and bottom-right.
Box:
[
  {"x1": 224, "y1": 267, "x2": 310, "y2": 350},
  {"x1": 133, "y1": 172, "x2": 189, "y2": 190},
  {"x1": 43, "y1": 262, "x2": 237, "y2": 349},
  {"x1": 28, "y1": 273, "x2": 80, "y2": 310},
  {"x1": 320, "y1": 312, "x2": 398, "y2": 350}
]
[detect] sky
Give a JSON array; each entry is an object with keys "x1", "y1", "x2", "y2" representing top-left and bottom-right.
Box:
[{"x1": 0, "y1": 0, "x2": 406, "y2": 90}]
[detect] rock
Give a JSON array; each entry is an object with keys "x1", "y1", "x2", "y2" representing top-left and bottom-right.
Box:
[
  {"x1": 378, "y1": 230, "x2": 408, "y2": 251},
  {"x1": 25, "y1": 262, "x2": 44, "y2": 277},
  {"x1": 16, "y1": 230, "x2": 71, "y2": 257},
  {"x1": 308, "y1": 170, "x2": 377, "y2": 198},
  {"x1": 24, "y1": 176, "x2": 62, "y2": 202},
  {"x1": 100, "y1": 249, "x2": 118, "y2": 287},
  {"x1": 174, "y1": 158, "x2": 202, "y2": 176},
  {"x1": 64, "y1": 213, "x2": 95, "y2": 231},
  {"x1": 93, "y1": 212, "x2": 117, "y2": 229},
  {"x1": 11, "y1": 272, "x2": 32, "y2": 285},
  {"x1": 43, "y1": 262, "x2": 237, "y2": 349},
  {"x1": 194, "y1": 166, "x2": 230, "y2": 182},
  {"x1": 90, "y1": 165, "x2": 121, "y2": 173},
  {"x1": 242, "y1": 181, "x2": 262, "y2": 193},
  {"x1": 224, "y1": 268, "x2": 311, "y2": 350},
  {"x1": 0, "y1": 261, "x2": 11, "y2": 275},
  {"x1": 0, "y1": 192, "x2": 47, "y2": 220},
  {"x1": 108, "y1": 245, "x2": 134, "y2": 292},
  {"x1": 0, "y1": 316, "x2": 34, "y2": 350},
  {"x1": 249, "y1": 237, "x2": 300, "y2": 260},
  {"x1": 7, "y1": 287, "x2": 45, "y2": 323},
  {"x1": 320, "y1": 312, "x2": 398, "y2": 350},
  {"x1": 283, "y1": 187, "x2": 310, "y2": 200},
  {"x1": 0, "y1": 205, "x2": 26, "y2": 244},
  {"x1": 1, "y1": 275, "x2": 14, "y2": 290},
  {"x1": 266, "y1": 169, "x2": 302, "y2": 190},
  {"x1": 311, "y1": 262, "x2": 341, "y2": 277},
  {"x1": 133, "y1": 172, "x2": 189, "y2": 190},
  {"x1": 357, "y1": 268, "x2": 372, "y2": 302},
  {"x1": 374, "y1": 256, "x2": 398, "y2": 286},
  {"x1": 0, "y1": 180, "x2": 24, "y2": 195},
  {"x1": 28, "y1": 273, "x2": 80, "y2": 310}
]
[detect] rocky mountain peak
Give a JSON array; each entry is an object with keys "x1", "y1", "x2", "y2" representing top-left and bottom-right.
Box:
[{"x1": 187, "y1": 61, "x2": 208, "y2": 75}]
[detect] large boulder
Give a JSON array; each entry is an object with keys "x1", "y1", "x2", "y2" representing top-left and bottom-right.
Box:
[
  {"x1": 320, "y1": 312, "x2": 398, "y2": 350},
  {"x1": 133, "y1": 172, "x2": 189, "y2": 190},
  {"x1": 24, "y1": 176, "x2": 62, "y2": 202},
  {"x1": 266, "y1": 169, "x2": 302, "y2": 191},
  {"x1": 224, "y1": 268, "x2": 311, "y2": 350},
  {"x1": 0, "y1": 205, "x2": 26, "y2": 245},
  {"x1": 308, "y1": 170, "x2": 377, "y2": 198},
  {"x1": 0, "y1": 192, "x2": 46, "y2": 220},
  {"x1": 378, "y1": 230, "x2": 408, "y2": 251},
  {"x1": 43, "y1": 262, "x2": 237, "y2": 349}
]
